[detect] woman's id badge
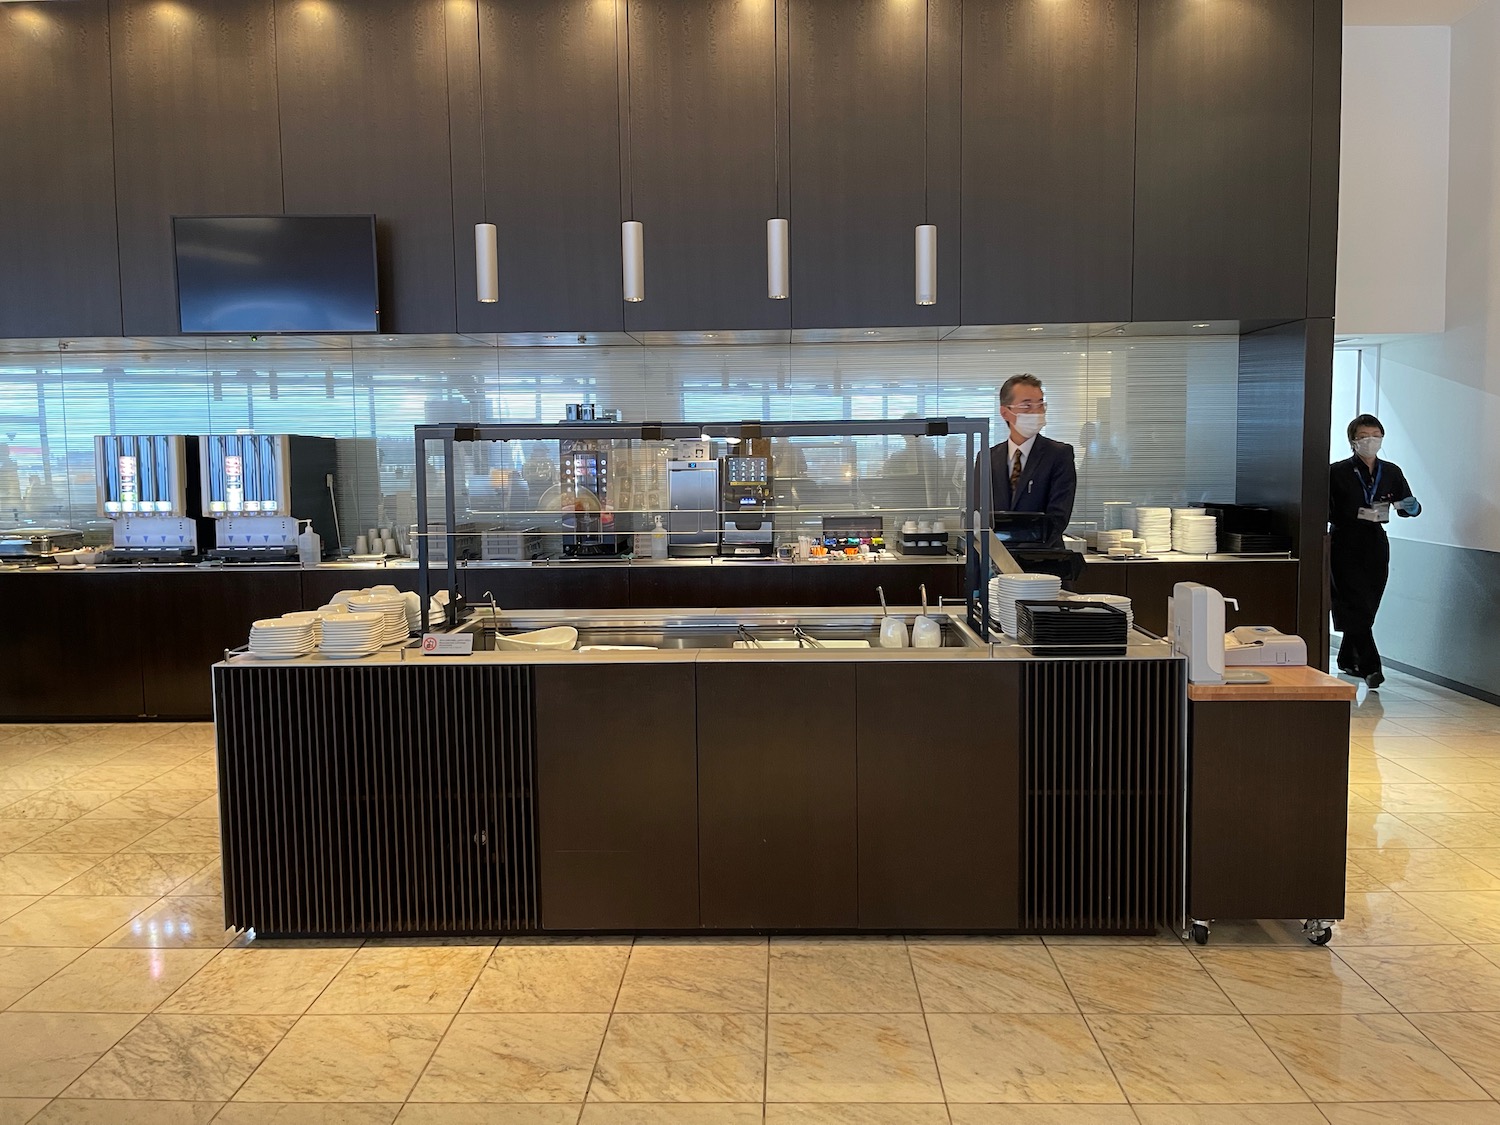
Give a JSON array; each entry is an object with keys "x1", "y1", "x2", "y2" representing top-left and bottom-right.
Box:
[{"x1": 1357, "y1": 502, "x2": 1391, "y2": 523}]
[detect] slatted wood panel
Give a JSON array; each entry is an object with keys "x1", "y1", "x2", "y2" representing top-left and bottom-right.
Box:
[
  {"x1": 215, "y1": 663, "x2": 538, "y2": 936},
  {"x1": 1021, "y1": 658, "x2": 1184, "y2": 933}
]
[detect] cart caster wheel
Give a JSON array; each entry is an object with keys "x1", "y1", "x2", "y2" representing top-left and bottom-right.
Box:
[
  {"x1": 1191, "y1": 923, "x2": 1210, "y2": 946},
  {"x1": 1303, "y1": 920, "x2": 1334, "y2": 946}
]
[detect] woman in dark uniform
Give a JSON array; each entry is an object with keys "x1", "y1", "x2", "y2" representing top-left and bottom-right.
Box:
[{"x1": 1329, "y1": 414, "x2": 1421, "y2": 688}]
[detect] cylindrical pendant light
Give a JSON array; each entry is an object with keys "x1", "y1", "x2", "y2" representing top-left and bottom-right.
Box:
[
  {"x1": 767, "y1": 218, "x2": 789, "y2": 300},
  {"x1": 915, "y1": 224, "x2": 937, "y2": 306},
  {"x1": 475, "y1": 223, "x2": 499, "y2": 303},
  {"x1": 622, "y1": 221, "x2": 645, "y2": 303}
]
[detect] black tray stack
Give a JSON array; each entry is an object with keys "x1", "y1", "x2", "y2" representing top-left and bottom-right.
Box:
[{"x1": 1016, "y1": 601, "x2": 1130, "y2": 657}]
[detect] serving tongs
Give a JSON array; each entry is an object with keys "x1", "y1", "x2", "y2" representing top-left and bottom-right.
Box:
[
  {"x1": 793, "y1": 625, "x2": 825, "y2": 649},
  {"x1": 736, "y1": 625, "x2": 762, "y2": 649}
]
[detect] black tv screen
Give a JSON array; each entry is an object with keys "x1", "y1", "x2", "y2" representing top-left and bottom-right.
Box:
[{"x1": 173, "y1": 215, "x2": 380, "y2": 334}]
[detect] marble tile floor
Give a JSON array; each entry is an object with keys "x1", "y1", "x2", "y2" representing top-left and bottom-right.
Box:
[{"x1": 1, "y1": 667, "x2": 1500, "y2": 1124}]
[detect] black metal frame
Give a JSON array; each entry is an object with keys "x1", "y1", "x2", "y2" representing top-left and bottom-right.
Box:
[{"x1": 414, "y1": 417, "x2": 993, "y2": 635}]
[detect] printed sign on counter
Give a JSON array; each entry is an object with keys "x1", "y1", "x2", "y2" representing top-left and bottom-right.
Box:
[{"x1": 421, "y1": 633, "x2": 474, "y2": 656}]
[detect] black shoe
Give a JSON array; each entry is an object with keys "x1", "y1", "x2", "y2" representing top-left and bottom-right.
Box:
[{"x1": 1366, "y1": 672, "x2": 1385, "y2": 689}]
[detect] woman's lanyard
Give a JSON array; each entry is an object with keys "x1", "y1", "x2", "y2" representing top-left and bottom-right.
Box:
[{"x1": 1356, "y1": 461, "x2": 1383, "y2": 507}]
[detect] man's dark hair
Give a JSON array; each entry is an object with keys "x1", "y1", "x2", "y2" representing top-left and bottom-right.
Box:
[
  {"x1": 1000, "y1": 373, "x2": 1044, "y2": 406},
  {"x1": 1347, "y1": 413, "x2": 1384, "y2": 443}
]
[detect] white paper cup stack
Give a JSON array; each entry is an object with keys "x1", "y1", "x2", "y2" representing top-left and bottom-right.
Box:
[
  {"x1": 346, "y1": 593, "x2": 410, "y2": 645},
  {"x1": 319, "y1": 611, "x2": 385, "y2": 659},
  {"x1": 248, "y1": 617, "x2": 317, "y2": 659},
  {"x1": 988, "y1": 573, "x2": 1063, "y2": 636}
]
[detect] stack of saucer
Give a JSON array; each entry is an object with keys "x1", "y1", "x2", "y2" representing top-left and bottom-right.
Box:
[
  {"x1": 346, "y1": 593, "x2": 409, "y2": 645},
  {"x1": 248, "y1": 617, "x2": 317, "y2": 659},
  {"x1": 1096, "y1": 529, "x2": 1130, "y2": 554},
  {"x1": 1134, "y1": 507, "x2": 1173, "y2": 553},
  {"x1": 318, "y1": 611, "x2": 385, "y2": 659},
  {"x1": 988, "y1": 573, "x2": 1063, "y2": 636},
  {"x1": 1172, "y1": 510, "x2": 1218, "y2": 554}
]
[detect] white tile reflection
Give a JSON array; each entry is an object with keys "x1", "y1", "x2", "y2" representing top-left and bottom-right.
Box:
[{"x1": 0, "y1": 334, "x2": 1237, "y2": 541}]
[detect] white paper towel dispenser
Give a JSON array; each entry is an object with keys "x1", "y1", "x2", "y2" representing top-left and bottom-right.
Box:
[{"x1": 1171, "y1": 582, "x2": 1237, "y2": 684}]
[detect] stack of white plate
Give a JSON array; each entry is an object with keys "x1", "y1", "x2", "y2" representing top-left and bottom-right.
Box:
[
  {"x1": 279, "y1": 610, "x2": 322, "y2": 643},
  {"x1": 318, "y1": 611, "x2": 385, "y2": 659},
  {"x1": 1172, "y1": 511, "x2": 1218, "y2": 554},
  {"x1": 988, "y1": 573, "x2": 1063, "y2": 636},
  {"x1": 1096, "y1": 529, "x2": 1130, "y2": 554},
  {"x1": 1064, "y1": 592, "x2": 1135, "y2": 632},
  {"x1": 248, "y1": 617, "x2": 316, "y2": 659},
  {"x1": 1134, "y1": 507, "x2": 1174, "y2": 553},
  {"x1": 401, "y1": 591, "x2": 423, "y2": 633},
  {"x1": 346, "y1": 593, "x2": 409, "y2": 645}
]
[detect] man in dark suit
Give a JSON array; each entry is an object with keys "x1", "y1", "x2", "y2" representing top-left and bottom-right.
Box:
[{"x1": 983, "y1": 373, "x2": 1077, "y2": 549}]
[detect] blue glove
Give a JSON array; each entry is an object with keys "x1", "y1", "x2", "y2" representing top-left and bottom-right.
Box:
[{"x1": 1396, "y1": 496, "x2": 1420, "y2": 515}]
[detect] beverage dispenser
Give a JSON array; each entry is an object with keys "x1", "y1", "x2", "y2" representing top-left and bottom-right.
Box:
[
  {"x1": 95, "y1": 434, "x2": 211, "y2": 559},
  {"x1": 199, "y1": 434, "x2": 339, "y2": 561}
]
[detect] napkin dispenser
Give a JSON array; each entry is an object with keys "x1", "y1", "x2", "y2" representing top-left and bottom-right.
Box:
[
  {"x1": 1224, "y1": 626, "x2": 1308, "y2": 667},
  {"x1": 1170, "y1": 582, "x2": 1234, "y2": 684}
]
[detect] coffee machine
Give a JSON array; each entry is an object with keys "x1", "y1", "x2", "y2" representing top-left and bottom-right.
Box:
[
  {"x1": 95, "y1": 434, "x2": 212, "y2": 560},
  {"x1": 558, "y1": 439, "x2": 631, "y2": 557},
  {"x1": 720, "y1": 454, "x2": 773, "y2": 556},
  {"x1": 199, "y1": 434, "x2": 338, "y2": 561}
]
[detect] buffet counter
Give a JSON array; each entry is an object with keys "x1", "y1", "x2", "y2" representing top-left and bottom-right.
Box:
[
  {"x1": 212, "y1": 606, "x2": 1189, "y2": 938},
  {"x1": 207, "y1": 603, "x2": 1352, "y2": 940}
]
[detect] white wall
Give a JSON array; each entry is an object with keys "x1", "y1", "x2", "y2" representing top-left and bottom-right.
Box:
[
  {"x1": 1336, "y1": 25, "x2": 1451, "y2": 334},
  {"x1": 1372, "y1": 0, "x2": 1500, "y2": 554}
]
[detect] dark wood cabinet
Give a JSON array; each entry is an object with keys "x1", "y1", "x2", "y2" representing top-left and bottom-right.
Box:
[
  {"x1": 788, "y1": 0, "x2": 960, "y2": 329},
  {"x1": 137, "y1": 570, "x2": 303, "y2": 717},
  {"x1": 1074, "y1": 559, "x2": 1300, "y2": 637},
  {"x1": 961, "y1": 0, "x2": 1135, "y2": 326},
  {"x1": 534, "y1": 663, "x2": 700, "y2": 929},
  {"x1": 449, "y1": 0, "x2": 625, "y2": 335},
  {"x1": 697, "y1": 662, "x2": 858, "y2": 928},
  {"x1": 623, "y1": 0, "x2": 789, "y2": 333},
  {"x1": 1133, "y1": 0, "x2": 1314, "y2": 321},
  {"x1": 275, "y1": 0, "x2": 457, "y2": 334},
  {"x1": 1190, "y1": 699, "x2": 1348, "y2": 923},
  {"x1": 0, "y1": 1, "x2": 122, "y2": 338},
  {"x1": 109, "y1": 0, "x2": 284, "y2": 336},
  {"x1": 856, "y1": 662, "x2": 1020, "y2": 928},
  {"x1": 0, "y1": 574, "x2": 145, "y2": 719}
]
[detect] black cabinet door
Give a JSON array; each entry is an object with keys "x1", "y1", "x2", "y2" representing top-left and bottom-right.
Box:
[
  {"x1": 274, "y1": 0, "x2": 457, "y2": 334},
  {"x1": 856, "y1": 662, "x2": 1020, "y2": 928},
  {"x1": 623, "y1": 0, "x2": 788, "y2": 333},
  {"x1": 110, "y1": 0, "x2": 284, "y2": 336},
  {"x1": 1133, "y1": 0, "x2": 1314, "y2": 321},
  {"x1": 697, "y1": 662, "x2": 858, "y2": 928},
  {"x1": 788, "y1": 0, "x2": 960, "y2": 329},
  {"x1": 0, "y1": 1, "x2": 121, "y2": 338},
  {"x1": 139, "y1": 571, "x2": 303, "y2": 718},
  {"x1": 0, "y1": 574, "x2": 144, "y2": 719},
  {"x1": 961, "y1": 0, "x2": 1135, "y2": 326},
  {"x1": 449, "y1": 0, "x2": 624, "y2": 335},
  {"x1": 535, "y1": 663, "x2": 700, "y2": 929}
]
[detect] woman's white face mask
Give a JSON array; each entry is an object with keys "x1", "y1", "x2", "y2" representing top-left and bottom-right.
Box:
[{"x1": 1352, "y1": 435, "x2": 1383, "y2": 459}]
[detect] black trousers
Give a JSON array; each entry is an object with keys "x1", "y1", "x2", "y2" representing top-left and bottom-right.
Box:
[
  {"x1": 1330, "y1": 524, "x2": 1389, "y2": 679},
  {"x1": 1337, "y1": 624, "x2": 1381, "y2": 678}
]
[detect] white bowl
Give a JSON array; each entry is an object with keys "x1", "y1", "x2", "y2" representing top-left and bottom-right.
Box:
[{"x1": 493, "y1": 626, "x2": 578, "y2": 652}]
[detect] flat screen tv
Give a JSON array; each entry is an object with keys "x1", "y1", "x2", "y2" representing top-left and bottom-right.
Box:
[{"x1": 173, "y1": 215, "x2": 380, "y2": 334}]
